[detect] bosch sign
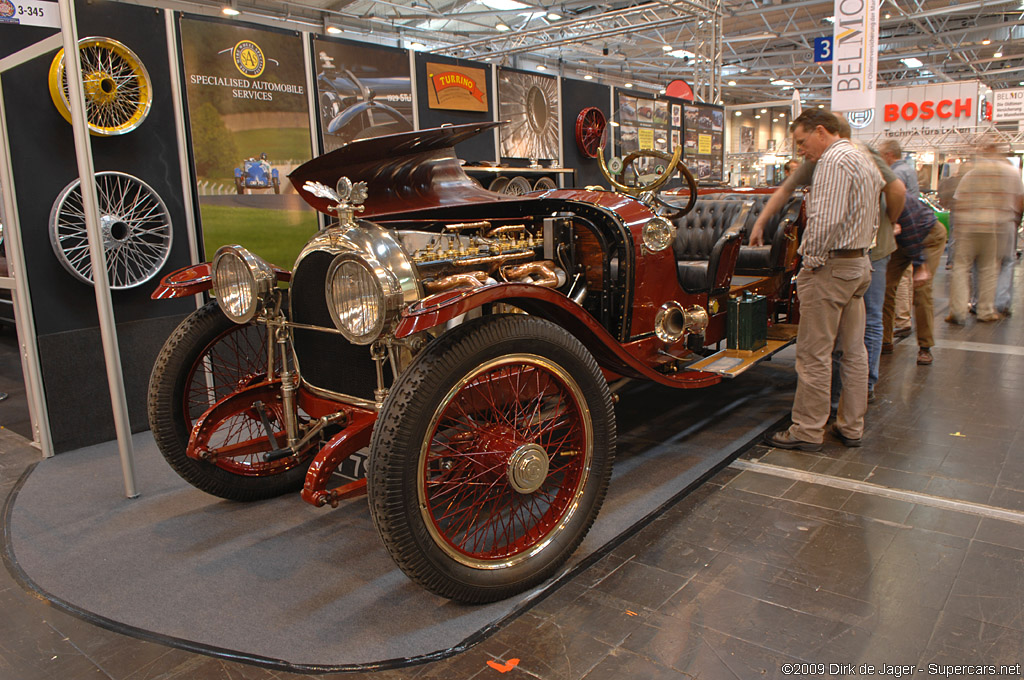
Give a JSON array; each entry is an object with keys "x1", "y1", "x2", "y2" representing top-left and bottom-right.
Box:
[{"x1": 883, "y1": 98, "x2": 973, "y2": 122}]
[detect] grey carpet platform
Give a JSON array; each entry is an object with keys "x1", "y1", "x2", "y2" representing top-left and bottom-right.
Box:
[{"x1": 5, "y1": 355, "x2": 795, "y2": 671}]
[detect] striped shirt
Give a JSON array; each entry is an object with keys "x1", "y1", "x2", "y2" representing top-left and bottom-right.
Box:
[{"x1": 800, "y1": 139, "x2": 884, "y2": 270}]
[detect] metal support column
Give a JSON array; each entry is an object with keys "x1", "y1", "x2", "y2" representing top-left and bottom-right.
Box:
[{"x1": 57, "y1": 0, "x2": 138, "y2": 497}]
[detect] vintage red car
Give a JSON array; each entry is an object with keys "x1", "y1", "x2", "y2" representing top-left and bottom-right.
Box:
[{"x1": 147, "y1": 123, "x2": 804, "y2": 603}]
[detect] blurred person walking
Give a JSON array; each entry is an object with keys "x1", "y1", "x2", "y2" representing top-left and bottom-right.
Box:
[
  {"x1": 937, "y1": 162, "x2": 968, "y2": 269},
  {"x1": 764, "y1": 110, "x2": 883, "y2": 451},
  {"x1": 948, "y1": 144, "x2": 1024, "y2": 323}
]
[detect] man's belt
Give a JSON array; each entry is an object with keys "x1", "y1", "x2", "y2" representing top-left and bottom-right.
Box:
[{"x1": 829, "y1": 248, "x2": 867, "y2": 258}]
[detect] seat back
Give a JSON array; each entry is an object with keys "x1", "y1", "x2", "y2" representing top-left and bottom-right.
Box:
[
  {"x1": 671, "y1": 199, "x2": 750, "y2": 294},
  {"x1": 734, "y1": 193, "x2": 803, "y2": 275},
  {"x1": 672, "y1": 200, "x2": 745, "y2": 262}
]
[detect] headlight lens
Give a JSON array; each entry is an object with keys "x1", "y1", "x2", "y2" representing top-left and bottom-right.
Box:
[
  {"x1": 212, "y1": 245, "x2": 275, "y2": 324},
  {"x1": 325, "y1": 254, "x2": 401, "y2": 344},
  {"x1": 642, "y1": 216, "x2": 675, "y2": 252}
]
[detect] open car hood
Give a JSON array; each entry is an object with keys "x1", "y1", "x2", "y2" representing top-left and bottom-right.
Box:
[{"x1": 289, "y1": 122, "x2": 526, "y2": 218}]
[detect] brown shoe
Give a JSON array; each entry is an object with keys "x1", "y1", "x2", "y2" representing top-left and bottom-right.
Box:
[
  {"x1": 917, "y1": 347, "x2": 933, "y2": 365},
  {"x1": 830, "y1": 423, "x2": 862, "y2": 448},
  {"x1": 894, "y1": 326, "x2": 913, "y2": 339},
  {"x1": 978, "y1": 313, "x2": 1002, "y2": 322},
  {"x1": 945, "y1": 314, "x2": 965, "y2": 326},
  {"x1": 881, "y1": 342, "x2": 894, "y2": 355},
  {"x1": 764, "y1": 430, "x2": 822, "y2": 452}
]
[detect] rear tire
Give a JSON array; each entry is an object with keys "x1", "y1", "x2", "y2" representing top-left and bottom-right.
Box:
[
  {"x1": 147, "y1": 301, "x2": 311, "y2": 501},
  {"x1": 368, "y1": 315, "x2": 615, "y2": 602}
]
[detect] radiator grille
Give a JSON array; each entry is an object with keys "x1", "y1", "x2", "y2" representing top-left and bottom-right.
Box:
[{"x1": 290, "y1": 250, "x2": 386, "y2": 400}]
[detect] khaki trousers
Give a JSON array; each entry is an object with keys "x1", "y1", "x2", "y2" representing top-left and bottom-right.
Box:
[
  {"x1": 950, "y1": 231, "x2": 1000, "y2": 320},
  {"x1": 882, "y1": 222, "x2": 948, "y2": 347},
  {"x1": 790, "y1": 256, "x2": 872, "y2": 443},
  {"x1": 894, "y1": 270, "x2": 913, "y2": 330}
]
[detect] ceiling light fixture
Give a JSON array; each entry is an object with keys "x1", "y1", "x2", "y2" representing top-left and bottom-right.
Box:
[
  {"x1": 409, "y1": 42, "x2": 425, "y2": 49},
  {"x1": 728, "y1": 80, "x2": 737, "y2": 86},
  {"x1": 735, "y1": 110, "x2": 742, "y2": 116},
  {"x1": 495, "y1": 22, "x2": 510, "y2": 30},
  {"x1": 584, "y1": 74, "x2": 593, "y2": 79},
  {"x1": 222, "y1": 5, "x2": 240, "y2": 15},
  {"x1": 760, "y1": 108, "x2": 767, "y2": 113},
  {"x1": 994, "y1": 50, "x2": 1003, "y2": 58},
  {"x1": 901, "y1": 57, "x2": 923, "y2": 68},
  {"x1": 771, "y1": 79, "x2": 794, "y2": 86},
  {"x1": 754, "y1": 114, "x2": 761, "y2": 119},
  {"x1": 536, "y1": 64, "x2": 546, "y2": 71},
  {"x1": 662, "y1": 44, "x2": 672, "y2": 51},
  {"x1": 326, "y1": 26, "x2": 341, "y2": 34},
  {"x1": 547, "y1": 12, "x2": 561, "y2": 19},
  {"x1": 982, "y1": 39, "x2": 991, "y2": 45},
  {"x1": 624, "y1": 82, "x2": 633, "y2": 88}
]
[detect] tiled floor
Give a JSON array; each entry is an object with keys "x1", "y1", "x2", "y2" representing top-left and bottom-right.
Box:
[{"x1": 2, "y1": 260, "x2": 1023, "y2": 679}]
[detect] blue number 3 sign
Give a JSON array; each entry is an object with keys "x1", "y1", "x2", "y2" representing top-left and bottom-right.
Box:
[{"x1": 814, "y1": 37, "x2": 833, "y2": 62}]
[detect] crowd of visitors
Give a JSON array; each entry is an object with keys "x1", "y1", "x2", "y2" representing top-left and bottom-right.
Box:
[{"x1": 755, "y1": 112, "x2": 1022, "y2": 451}]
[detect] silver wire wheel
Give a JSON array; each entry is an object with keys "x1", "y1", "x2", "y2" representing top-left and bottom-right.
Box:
[
  {"x1": 48, "y1": 37, "x2": 153, "y2": 136},
  {"x1": 504, "y1": 176, "x2": 533, "y2": 195},
  {"x1": 48, "y1": 172, "x2": 173, "y2": 289}
]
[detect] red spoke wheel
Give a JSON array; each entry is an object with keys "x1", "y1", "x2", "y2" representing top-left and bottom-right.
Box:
[
  {"x1": 575, "y1": 107, "x2": 607, "y2": 159},
  {"x1": 148, "y1": 300, "x2": 313, "y2": 500},
  {"x1": 369, "y1": 315, "x2": 615, "y2": 603}
]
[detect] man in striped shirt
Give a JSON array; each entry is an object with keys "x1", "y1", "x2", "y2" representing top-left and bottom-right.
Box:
[{"x1": 766, "y1": 109, "x2": 884, "y2": 451}]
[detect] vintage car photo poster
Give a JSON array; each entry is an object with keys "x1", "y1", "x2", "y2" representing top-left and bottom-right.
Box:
[
  {"x1": 497, "y1": 68, "x2": 560, "y2": 160},
  {"x1": 313, "y1": 38, "x2": 413, "y2": 152},
  {"x1": 426, "y1": 62, "x2": 488, "y2": 112},
  {"x1": 179, "y1": 17, "x2": 316, "y2": 267},
  {"x1": 683, "y1": 102, "x2": 725, "y2": 182}
]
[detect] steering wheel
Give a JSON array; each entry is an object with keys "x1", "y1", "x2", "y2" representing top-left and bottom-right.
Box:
[{"x1": 600, "y1": 147, "x2": 698, "y2": 219}]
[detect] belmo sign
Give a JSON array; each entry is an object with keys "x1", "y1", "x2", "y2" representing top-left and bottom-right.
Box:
[{"x1": 844, "y1": 81, "x2": 984, "y2": 139}]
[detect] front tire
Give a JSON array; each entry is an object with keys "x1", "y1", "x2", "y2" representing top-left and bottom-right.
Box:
[
  {"x1": 368, "y1": 315, "x2": 615, "y2": 603},
  {"x1": 147, "y1": 301, "x2": 311, "y2": 501}
]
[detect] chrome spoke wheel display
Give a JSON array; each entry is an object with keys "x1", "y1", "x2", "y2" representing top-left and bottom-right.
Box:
[
  {"x1": 49, "y1": 172, "x2": 173, "y2": 289},
  {"x1": 48, "y1": 37, "x2": 153, "y2": 136}
]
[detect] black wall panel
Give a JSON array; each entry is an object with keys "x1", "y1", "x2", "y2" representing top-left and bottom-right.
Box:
[
  {"x1": 3, "y1": 0, "x2": 195, "y2": 451},
  {"x1": 0, "y1": 25, "x2": 58, "y2": 60},
  {"x1": 414, "y1": 53, "x2": 495, "y2": 163},
  {"x1": 561, "y1": 78, "x2": 610, "y2": 189}
]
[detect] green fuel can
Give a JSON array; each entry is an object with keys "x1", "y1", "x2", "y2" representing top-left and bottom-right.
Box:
[{"x1": 727, "y1": 292, "x2": 767, "y2": 351}]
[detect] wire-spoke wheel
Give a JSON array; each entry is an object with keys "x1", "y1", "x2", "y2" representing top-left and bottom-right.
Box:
[
  {"x1": 48, "y1": 37, "x2": 153, "y2": 136},
  {"x1": 148, "y1": 301, "x2": 313, "y2": 501},
  {"x1": 49, "y1": 171, "x2": 172, "y2": 289},
  {"x1": 369, "y1": 315, "x2": 615, "y2": 602}
]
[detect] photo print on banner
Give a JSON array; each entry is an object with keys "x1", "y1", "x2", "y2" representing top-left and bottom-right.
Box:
[
  {"x1": 313, "y1": 38, "x2": 413, "y2": 153},
  {"x1": 179, "y1": 17, "x2": 317, "y2": 267}
]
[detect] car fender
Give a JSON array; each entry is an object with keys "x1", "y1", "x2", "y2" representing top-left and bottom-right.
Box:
[
  {"x1": 150, "y1": 262, "x2": 292, "y2": 300},
  {"x1": 395, "y1": 283, "x2": 718, "y2": 387},
  {"x1": 234, "y1": 167, "x2": 242, "y2": 178}
]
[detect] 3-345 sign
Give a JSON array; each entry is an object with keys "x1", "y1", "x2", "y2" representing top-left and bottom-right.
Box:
[{"x1": 814, "y1": 37, "x2": 833, "y2": 62}]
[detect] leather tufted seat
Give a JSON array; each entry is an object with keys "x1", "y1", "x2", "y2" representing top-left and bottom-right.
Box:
[
  {"x1": 671, "y1": 200, "x2": 751, "y2": 294},
  {"x1": 720, "y1": 193, "x2": 803, "y2": 276}
]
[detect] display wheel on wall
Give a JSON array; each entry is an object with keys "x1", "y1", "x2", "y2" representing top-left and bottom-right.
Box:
[
  {"x1": 48, "y1": 37, "x2": 153, "y2": 136},
  {"x1": 575, "y1": 107, "x2": 607, "y2": 159},
  {"x1": 49, "y1": 172, "x2": 173, "y2": 289}
]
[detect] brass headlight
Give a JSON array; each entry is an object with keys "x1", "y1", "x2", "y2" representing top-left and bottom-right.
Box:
[
  {"x1": 211, "y1": 245, "x2": 275, "y2": 324},
  {"x1": 325, "y1": 253, "x2": 403, "y2": 345},
  {"x1": 642, "y1": 216, "x2": 675, "y2": 252}
]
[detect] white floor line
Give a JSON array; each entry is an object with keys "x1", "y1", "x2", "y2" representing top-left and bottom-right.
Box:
[
  {"x1": 730, "y1": 458, "x2": 1024, "y2": 525},
  {"x1": 932, "y1": 339, "x2": 1024, "y2": 356}
]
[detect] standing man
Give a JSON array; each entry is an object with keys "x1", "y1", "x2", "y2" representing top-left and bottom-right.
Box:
[
  {"x1": 749, "y1": 117, "x2": 903, "y2": 404},
  {"x1": 878, "y1": 140, "x2": 916, "y2": 340},
  {"x1": 766, "y1": 110, "x2": 883, "y2": 451}
]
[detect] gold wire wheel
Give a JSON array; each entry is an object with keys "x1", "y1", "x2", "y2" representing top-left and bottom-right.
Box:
[{"x1": 48, "y1": 37, "x2": 153, "y2": 136}]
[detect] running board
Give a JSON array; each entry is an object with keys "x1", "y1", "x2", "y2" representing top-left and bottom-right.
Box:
[{"x1": 684, "y1": 338, "x2": 795, "y2": 378}]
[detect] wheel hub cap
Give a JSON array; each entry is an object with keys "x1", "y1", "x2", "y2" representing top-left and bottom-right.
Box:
[{"x1": 507, "y1": 443, "x2": 549, "y2": 494}]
